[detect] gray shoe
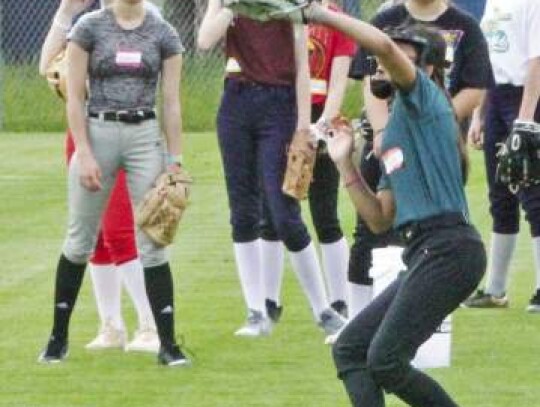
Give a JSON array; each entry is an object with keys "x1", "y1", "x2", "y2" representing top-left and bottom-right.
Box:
[
  {"x1": 234, "y1": 309, "x2": 271, "y2": 337},
  {"x1": 526, "y1": 290, "x2": 540, "y2": 313},
  {"x1": 462, "y1": 289, "x2": 508, "y2": 308},
  {"x1": 318, "y1": 308, "x2": 346, "y2": 335}
]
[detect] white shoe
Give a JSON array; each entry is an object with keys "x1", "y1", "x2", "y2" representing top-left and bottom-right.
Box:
[
  {"x1": 234, "y1": 309, "x2": 271, "y2": 337},
  {"x1": 125, "y1": 326, "x2": 160, "y2": 353},
  {"x1": 318, "y1": 308, "x2": 347, "y2": 336},
  {"x1": 85, "y1": 320, "x2": 126, "y2": 350}
]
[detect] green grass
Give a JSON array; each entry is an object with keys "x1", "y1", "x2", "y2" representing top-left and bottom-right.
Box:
[
  {"x1": 1, "y1": 60, "x2": 363, "y2": 133},
  {"x1": 0, "y1": 131, "x2": 539, "y2": 407}
]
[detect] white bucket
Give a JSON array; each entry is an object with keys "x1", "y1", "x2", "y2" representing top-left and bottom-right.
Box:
[{"x1": 370, "y1": 247, "x2": 452, "y2": 369}]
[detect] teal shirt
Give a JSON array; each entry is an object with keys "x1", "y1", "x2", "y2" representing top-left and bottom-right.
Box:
[{"x1": 378, "y1": 70, "x2": 468, "y2": 229}]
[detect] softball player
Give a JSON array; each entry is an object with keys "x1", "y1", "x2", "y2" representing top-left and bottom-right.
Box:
[
  {"x1": 259, "y1": 0, "x2": 357, "y2": 321},
  {"x1": 39, "y1": 0, "x2": 161, "y2": 353},
  {"x1": 38, "y1": 0, "x2": 188, "y2": 366},
  {"x1": 464, "y1": 0, "x2": 540, "y2": 311},
  {"x1": 347, "y1": 0, "x2": 492, "y2": 317},
  {"x1": 299, "y1": 5, "x2": 486, "y2": 405},
  {"x1": 198, "y1": 0, "x2": 345, "y2": 337}
]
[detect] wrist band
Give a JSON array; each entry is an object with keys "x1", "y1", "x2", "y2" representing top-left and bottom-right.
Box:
[{"x1": 167, "y1": 153, "x2": 183, "y2": 166}]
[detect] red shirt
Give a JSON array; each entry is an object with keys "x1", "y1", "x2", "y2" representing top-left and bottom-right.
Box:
[
  {"x1": 308, "y1": 5, "x2": 357, "y2": 105},
  {"x1": 225, "y1": 17, "x2": 296, "y2": 86}
]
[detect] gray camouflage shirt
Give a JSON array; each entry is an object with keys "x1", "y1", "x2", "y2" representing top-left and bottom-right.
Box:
[{"x1": 68, "y1": 8, "x2": 184, "y2": 112}]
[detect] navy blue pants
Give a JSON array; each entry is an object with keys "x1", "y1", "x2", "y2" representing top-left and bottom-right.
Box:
[
  {"x1": 333, "y1": 217, "x2": 486, "y2": 406},
  {"x1": 260, "y1": 103, "x2": 344, "y2": 244},
  {"x1": 484, "y1": 85, "x2": 540, "y2": 236},
  {"x1": 217, "y1": 79, "x2": 311, "y2": 252}
]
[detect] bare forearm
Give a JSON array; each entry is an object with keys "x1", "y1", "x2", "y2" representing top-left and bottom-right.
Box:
[
  {"x1": 338, "y1": 161, "x2": 393, "y2": 233},
  {"x1": 163, "y1": 100, "x2": 183, "y2": 156},
  {"x1": 518, "y1": 57, "x2": 540, "y2": 121},
  {"x1": 39, "y1": 9, "x2": 73, "y2": 75},
  {"x1": 295, "y1": 25, "x2": 311, "y2": 129},
  {"x1": 321, "y1": 57, "x2": 351, "y2": 120},
  {"x1": 452, "y1": 88, "x2": 484, "y2": 122},
  {"x1": 312, "y1": 5, "x2": 415, "y2": 89},
  {"x1": 67, "y1": 98, "x2": 91, "y2": 154},
  {"x1": 197, "y1": 0, "x2": 233, "y2": 50}
]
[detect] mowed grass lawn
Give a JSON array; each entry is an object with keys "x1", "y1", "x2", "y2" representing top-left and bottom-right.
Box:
[{"x1": 0, "y1": 131, "x2": 539, "y2": 407}]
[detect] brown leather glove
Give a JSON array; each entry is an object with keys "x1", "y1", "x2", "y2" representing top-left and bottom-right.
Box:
[
  {"x1": 136, "y1": 169, "x2": 193, "y2": 246},
  {"x1": 282, "y1": 129, "x2": 317, "y2": 200}
]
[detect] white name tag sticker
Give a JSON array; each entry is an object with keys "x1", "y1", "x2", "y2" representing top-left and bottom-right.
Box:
[
  {"x1": 115, "y1": 50, "x2": 143, "y2": 67},
  {"x1": 225, "y1": 58, "x2": 242, "y2": 73},
  {"x1": 382, "y1": 147, "x2": 405, "y2": 175}
]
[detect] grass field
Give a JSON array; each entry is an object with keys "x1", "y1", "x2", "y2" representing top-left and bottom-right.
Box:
[{"x1": 0, "y1": 131, "x2": 539, "y2": 407}]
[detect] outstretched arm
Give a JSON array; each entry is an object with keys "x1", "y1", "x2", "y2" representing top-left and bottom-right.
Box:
[{"x1": 310, "y1": 4, "x2": 416, "y2": 90}]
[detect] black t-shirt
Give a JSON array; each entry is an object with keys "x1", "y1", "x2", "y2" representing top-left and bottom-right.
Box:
[{"x1": 349, "y1": 4, "x2": 494, "y2": 96}]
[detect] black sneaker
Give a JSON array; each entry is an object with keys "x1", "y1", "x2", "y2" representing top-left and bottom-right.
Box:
[
  {"x1": 331, "y1": 300, "x2": 348, "y2": 319},
  {"x1": 265, "y1": 299, "x2": 283, "y2": 324},
  {"x1": 38, "y1": 335, "x2": 68, "y2": 364},
  {"x1": 526, "y1": 290, "x2": 540, "y2": 313},
  {"x1": 157, "y1": 344, "x2": 190, "y2": 367}
]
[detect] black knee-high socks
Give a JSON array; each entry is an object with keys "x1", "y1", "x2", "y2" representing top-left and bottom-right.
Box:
[
  {"x1": 51, "y1": 254, "x2": 86, "y2": 341},
  {"x1": 144, "y1": 263, "x2": 176, "y2": 348}
]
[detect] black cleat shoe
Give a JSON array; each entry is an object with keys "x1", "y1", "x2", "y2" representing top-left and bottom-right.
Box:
[
  {"x1": 526, "y1": 289, "x2": 540, "y2": 313},
  {"x1": 38, "y1": 335, "x2": 68, "y2": 364},
  {"x1": 265, "y1": 299, "x2": 283, "y2": 324},
  {"x1": 331, "y1": 300, "x2": 348, "y2": 319},
  {"x1": 157, "y1": 344, "x2": 191, "y2": 367}
]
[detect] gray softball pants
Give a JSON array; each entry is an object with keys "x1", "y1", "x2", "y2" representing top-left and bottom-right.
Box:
[{"x1": 62, "y1": 118, "x2": 167, "y2": 267}]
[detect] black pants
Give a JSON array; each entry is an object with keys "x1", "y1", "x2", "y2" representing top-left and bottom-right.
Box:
[
  {"x1": 260, "y1": 103, "x2": 343, "y2": 244},
  {"x1": 348, "y1": 141, "x2": 399, "y2": 285},
  {"x1": 333, "y1": 217, "x2": 486, "y2": 407}
]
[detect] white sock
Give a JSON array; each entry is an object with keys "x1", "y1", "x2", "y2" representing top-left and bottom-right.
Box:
[
  {"x1": 532, "y1": 237, "x2": 540, "y2": 291},
  {"x1": 234, "y1": 240, "x2": 265, "y2": 315},
  {"x1": 288, "y1": 242, "x2": 329, "y2": 318},
  {"x1": 320, "y1": 238, "x2": 349, "y2": 305},
  {"x1": 348, "y1": 283, "x2": 373, "y2": 318},
  {"x1": 260, "y1": 239, "x2": 285, "y2": 305},
  {"x1": 118, "y1": 258, "x2": 156, "y2": 330},
  {"x1": 89, "y1": 263, "x2": 124, "y2": 330},
  {"x1": 485, "y1": 232, "x2": 518, "y2": 297}
]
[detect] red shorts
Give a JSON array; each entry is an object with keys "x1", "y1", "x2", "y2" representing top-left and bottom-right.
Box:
[{"x1": 66, "y1": 131, "x2": 138, "y2": 265}]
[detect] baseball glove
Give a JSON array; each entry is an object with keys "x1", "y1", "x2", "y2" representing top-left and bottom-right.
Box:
[
  {"x1": 136, "y1": 169, "x2": 193, "y2": 247},
  {"x1": 496, "y1": 120, "x2": 540, "y2": 192},
  {"x1": 223, "y1": 0, "x2": 310, "y2": 23},
  {"x1": 45, "y1": 50, "x2": 68, "y2": 101},
  {"x1": 282, "y1": 129, "x2": 317, "y2": 200}
]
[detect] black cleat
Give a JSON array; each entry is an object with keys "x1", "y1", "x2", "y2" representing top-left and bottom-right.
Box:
[
  {"x1": 38, "y1": 335, "x2": 68, "y2": 364},
  {"x1": 157, "y1": 344, "x2": 190, "y2": 367},
  {"x1": 331, "y1": 300, "x2": 348, "y2": 319},
  {"x1": 265, "y1": 299, "x2": 283, "y2": 323},
  {"x1": 526, "y1": 289, "x2": 540, "y2": 313}
]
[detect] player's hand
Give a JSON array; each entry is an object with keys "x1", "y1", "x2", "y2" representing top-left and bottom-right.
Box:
[
  {"x1": 166, "y1": 162, "x2": 183, "y2": 175},
  {"x1": 468, "y1": 113, "x2": 484, "y2": 150},
  {"x1": 327, "y1": 122, "x2": 354, "y2": 171},
  {"x1": 58, "y1": 0, "x2": 94, "y2": 17},
  {"x1": 78, "y1": 152, "x2": 102, "y2": 192}
]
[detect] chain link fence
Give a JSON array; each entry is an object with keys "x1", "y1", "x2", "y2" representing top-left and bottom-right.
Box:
[{"x1": 0, "y1": 0, "x2": 385, "y2": 132}]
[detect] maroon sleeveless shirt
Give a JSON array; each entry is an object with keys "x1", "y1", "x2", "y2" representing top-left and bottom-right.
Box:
[{"x1": 225, "y1": 17, "x2": 296, "y2": 86}]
